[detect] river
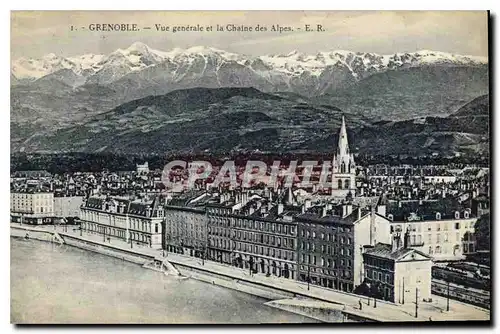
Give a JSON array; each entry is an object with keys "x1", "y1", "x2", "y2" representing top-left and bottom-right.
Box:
[{"x1": 10, "y1": 237, "x2": 317, "y2": 324}]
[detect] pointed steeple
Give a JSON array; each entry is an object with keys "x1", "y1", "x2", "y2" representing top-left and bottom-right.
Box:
[{"x1": 337, "y1": 115, "x2": 350, "y2": 157}]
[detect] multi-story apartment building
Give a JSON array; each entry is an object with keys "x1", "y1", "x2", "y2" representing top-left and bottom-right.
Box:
[
  {"x1": 387, "y1": 199, "x2": 477, "y2": 261},
  {"x1": 362, "y1": 232, "x2": 433, "y2": 304},
  {"x1": 80, "y1": 195, "x2": 164, "y2": 248},
  {"x1": 206, "y1": 191, "x2": 300, "y2": 279},
  {"x1": 10, "y1": 190, "x2": 55, "y2": 224},
  {"x1": 295, "y1": 203, "x2": 391, "y2": 293},
  {"x1": 163, "y1": 191, "x2": 212, "y2": 258},
  {"x1": 229, "y1": 201, "x2": 299, "y2": 279}
]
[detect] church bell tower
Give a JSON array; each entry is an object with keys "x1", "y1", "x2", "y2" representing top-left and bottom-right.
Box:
[{"x1": 331, "y1": 115, "x2": 357, "y2": 199}]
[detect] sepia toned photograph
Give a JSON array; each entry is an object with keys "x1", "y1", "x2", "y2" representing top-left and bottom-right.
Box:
[{"x1": 9, "y1": 10, "x2": 490, "y2": 324}]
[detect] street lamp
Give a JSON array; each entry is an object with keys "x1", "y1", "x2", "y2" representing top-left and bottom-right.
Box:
[
  {"x1": 415, "y1": 287, "x2": 419, "y2": 318},
  {"x1": 307, "y1": 263, "x2": 311, "y2": 291},
  {"x1": 446, "y1": 281, "x2": 450, "y2": 312}
]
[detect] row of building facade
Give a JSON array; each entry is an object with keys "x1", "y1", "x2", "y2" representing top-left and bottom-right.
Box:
[{"x1": 10, "y1": 116, "x2": 486, "y2": 305}]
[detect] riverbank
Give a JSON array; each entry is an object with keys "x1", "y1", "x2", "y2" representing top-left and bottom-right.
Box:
[
  {"x1": 10, "y1": 223, "x2": 490, "y2": 323},
  {"x1": 10, "y1": 225, "x2": 320, "y2": 321},
  {"x1": 11, "y1": 237, "x2": 317, "y2": 324}
]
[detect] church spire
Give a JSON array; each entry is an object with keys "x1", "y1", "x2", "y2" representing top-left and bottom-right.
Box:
[{"x1": 337, "y1": 115, "x2": 349, "y2": 157}]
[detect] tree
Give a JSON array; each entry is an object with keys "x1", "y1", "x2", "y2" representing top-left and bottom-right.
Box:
[{"x1": 474, "y1": 213, "x2": 490, "y2": 251}]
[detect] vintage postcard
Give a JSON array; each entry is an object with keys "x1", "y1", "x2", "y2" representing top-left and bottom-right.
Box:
[{"x1": 10, "y1": 10, "x2": 490, "y2": 324}]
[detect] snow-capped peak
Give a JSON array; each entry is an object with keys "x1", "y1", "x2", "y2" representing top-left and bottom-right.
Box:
[
  {"x1": 126, "y1": 41, "x2": 150, "y2": 53},
  {"x1": 11, "y1": 43, "x2": 488, "y2": 84}
]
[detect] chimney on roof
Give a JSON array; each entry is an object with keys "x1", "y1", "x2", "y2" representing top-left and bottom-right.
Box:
[
  {"x1": 321, "y1": 205, "x2": 327, "y2": 218},
  {"x1": 236, "y1": 192, "x2": 241, "y2": 204},
  {"x1": 403, "y1": 228, "x2": 411, "y2": 249},
  {"x1": 342, "y1": 204, "x2": 353, "y2": 218},
  {"x1": 244, "y1": 192, "x2": 250, "y2": 206},
  {"x1": 392, "y1": 232, "x2": 403, "y2": 253},
  {"x1": 278, "y1": 203, "x2": 284, "y2": 215}
]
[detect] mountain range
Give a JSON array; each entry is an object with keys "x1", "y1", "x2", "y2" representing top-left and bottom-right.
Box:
[
  {"x1": 12, "y1": 42, "x2": 487, "y2": 97},
  {"x1": 13, "y1": 86, "x2": 489, "y2": 157},
  {"x1": 10, "y1": 43, "x2": 489, "y2": 156}
]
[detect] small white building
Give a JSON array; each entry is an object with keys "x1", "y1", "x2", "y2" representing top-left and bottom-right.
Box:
[{"x1": 363, "y1": 232, "x2": 433, "y2": 304}]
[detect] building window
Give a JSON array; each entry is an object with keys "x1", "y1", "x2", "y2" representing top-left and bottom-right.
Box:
[
  {"x1": 338, "y1": 179, "x2": 343, "y2": 189},
  {"x1": 455, "y1": 223, "x2": 460, "y2": 230},
  {"x1": 344, "y1": 179, "x2": 350, "y2": 189}
]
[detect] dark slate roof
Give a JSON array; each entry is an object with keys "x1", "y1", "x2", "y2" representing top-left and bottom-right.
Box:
[
  {"x1": 364, "y1": 243, "x2": 431, "y2": 261},
  {"x1": 295, "y1": 207, "x2": 362, "y2": 226},
  {"x1": 387, "y1": 198, "x2": 473, "y2": 222},
  {"x1": 85, "y1": 197, "x2": 106, "y2": 209},
  {"x1": 364, "y1": 243, "x2": 413, "y2": 261}
]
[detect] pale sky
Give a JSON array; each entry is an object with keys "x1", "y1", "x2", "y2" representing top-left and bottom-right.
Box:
[{"x1": 10, "y1": 11, "x2": 489, "y2": 59}]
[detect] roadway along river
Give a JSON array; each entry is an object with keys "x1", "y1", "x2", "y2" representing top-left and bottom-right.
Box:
[{"x1": 10, "y1": 238, "x2": 318, "y2": 324}]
